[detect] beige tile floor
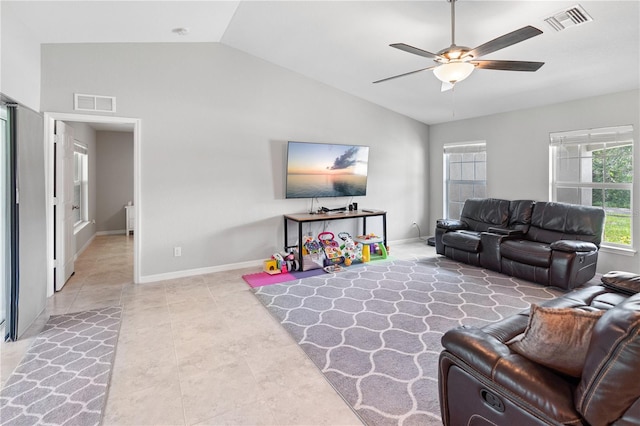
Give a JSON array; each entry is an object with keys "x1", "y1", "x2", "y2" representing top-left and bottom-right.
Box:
[{"x1": 1, "y1": 235, "x2": 436, "y2": 425}]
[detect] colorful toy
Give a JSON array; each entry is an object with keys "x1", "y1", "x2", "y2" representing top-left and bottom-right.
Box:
[
  {"x1": 284, "y1": 251, "x2": 299, "y2": 272},
  {"x1": 303, "y1": 236, "x2": 323, "y2": 256},
  {"x1": 276, "y1": 253, "x2": 288, "y2": 273},
  {"x1": 318, "y1": 231, "x2": 345, "y2": 265},
  {"x1": 354, "y1": 234, "x2": 388, "y2": 262},
  {"x1": 263, "y1": 258, "x2": 281, "y2": 275},
  {"x1": 323, "y1": 264, "x2": 345, "y2": 274},
  {"x1": 338, "y1": 232, "x2": 362, "y2": 262}
]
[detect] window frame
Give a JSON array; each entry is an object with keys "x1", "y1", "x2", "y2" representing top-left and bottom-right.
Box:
[
  {"x1": 443, "y1": 141, "x2": 487, "y2": 219},
  {"x1": 550, "y1": 125, "x2": 634, "y2": 250},
  {"x1": 73, "y1": 142, "x2": 89, "y2": 231}
]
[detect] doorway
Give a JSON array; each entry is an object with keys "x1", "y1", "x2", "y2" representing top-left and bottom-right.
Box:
[{"x1": 44, "y1": 113, "x2": 141, "y2": 297}]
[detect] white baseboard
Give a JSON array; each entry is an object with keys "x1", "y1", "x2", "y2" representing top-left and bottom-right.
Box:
[
  {"x1": 136, "y1": 238, "x2": 428, "y2": 284},
  {"x1": 138, "y1": 258, "x2": 263, "y2": 284},
  {"x1": 389, "y1": 237, "x2": 428, "y2": 245},
  {"x1": 95, "y1": 230, "x2": 127, "y2": 236},
  {"x1": 74, "y1": 234, "x2": 96, "y2": 260}
]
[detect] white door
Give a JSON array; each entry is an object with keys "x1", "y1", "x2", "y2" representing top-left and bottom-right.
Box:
[{"x1": 54, "y1": 121, "x2": 75, "y2": 291}]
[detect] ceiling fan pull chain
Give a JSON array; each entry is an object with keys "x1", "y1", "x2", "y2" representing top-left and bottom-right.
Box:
[{"x1": 451, "y1": 87, "x2": 456, "y2": 119}]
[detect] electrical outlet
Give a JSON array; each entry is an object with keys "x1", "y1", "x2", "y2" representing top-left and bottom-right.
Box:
[
  {"x1": 411, "y1": 222, "x2": 417, "y2": 227},
  {"x1": 174, "y1": 247, "x2": 182, "y2": 257}
]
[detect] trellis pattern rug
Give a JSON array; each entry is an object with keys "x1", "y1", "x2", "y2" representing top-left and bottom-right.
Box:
[
  {"x1": 0, "y1": 306, "x2": 122, "y2": 426},
  {"x1": 254, "y1": 257, "x2": 568, "y2": 425}
]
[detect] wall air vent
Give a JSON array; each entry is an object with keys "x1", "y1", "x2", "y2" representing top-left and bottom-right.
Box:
[
  {"x1": 544, "y1": 4, "x2": 593, "y2": 32},
  {"x1": 74, "y1": 93, "x2": 116, "y2": 113}
]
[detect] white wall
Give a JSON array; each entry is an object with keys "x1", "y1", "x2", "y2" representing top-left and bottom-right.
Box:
[
  {"x1": 95, "y1": 130, "x2": 134, "y2": 233},
  {"x1": 0, "y1": 4, "x2": 41, "y2": 111},
  {"x1": 40, "y1": 43, "x2": 430, "y2": 280},
  {"x1": 429, "y1": 89, "x2": 640, "y2": 274}
]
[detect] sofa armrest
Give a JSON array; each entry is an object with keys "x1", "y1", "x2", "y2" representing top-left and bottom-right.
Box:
[
  {"x1": 436, "y1": 219, "x2": 468, "y2": 231},
  {"x1": 487, "y1": 227, "x2": 524, "y2": 236},
  {"x1": 550, "y1": 239, "x2": 598, "y2": 253},
  {"x1": 575, "y1": 293, "x2": 640, "y2": 426},
  {"x1": 442, "y1": 327, "x2": 511, "y2": 377},
  {"x1": 480, "y1": 232, "x2": 506, "y2": 272},
  {"x1": 441, "y1": 327, "x2": 582, "y2": 423},
  {"x1": 601, "y1": 271, "x2": 640, "y2": 295}
]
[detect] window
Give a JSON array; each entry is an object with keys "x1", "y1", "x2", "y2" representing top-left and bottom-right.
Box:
[
  {"x1": 443, "y1": 142, "x2": 486, "y2": 219},
  {"x1": 550, "y1": 125, "x2": 634, "y2": 248},
  {"x1": 73, "y1": 142, "x2": 88, "y2": 228}
]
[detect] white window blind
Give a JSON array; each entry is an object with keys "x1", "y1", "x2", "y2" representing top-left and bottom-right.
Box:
[{"x1": 444, "y1": 142, "x2": 487, "y2": 219}]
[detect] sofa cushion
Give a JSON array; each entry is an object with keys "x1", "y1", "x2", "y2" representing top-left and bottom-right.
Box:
[
  {"x1": 460, "y1": 198, "x2": 510, "y2": 232},
  {"x1": 441, "y1": 231, "x2": 481, "y2": 253},
  {"x1": 500, "y1": 239, "x2": 551, "y2": 268},
  {"x1": 601, "y1": 271, "x2": 640, "y2": 295},
  {"x1": 575, "y1": 293, "x2": 640, "y2": 425},
  {"x1": 527, "y1": 201, "x2": 605, "y2": 246},
  {"x1": 509, "y1": 304, "x2": 604, "y2": 377},
  {"x1": 508, "y1": 200, "x2": 534, "y2": 232}
]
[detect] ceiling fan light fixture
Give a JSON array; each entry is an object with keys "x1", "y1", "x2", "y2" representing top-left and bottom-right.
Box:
[{"x1": 433, "y1": 61, "x2": 475, "y2": 84}]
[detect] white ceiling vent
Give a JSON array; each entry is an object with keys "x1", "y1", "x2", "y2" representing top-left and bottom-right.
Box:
[
  {"x1": 74, "y1": 93, "x2": 116, "y2": 113},
  {"x1": 544, "y1": 5, "x2": 593, "y2": 32}
]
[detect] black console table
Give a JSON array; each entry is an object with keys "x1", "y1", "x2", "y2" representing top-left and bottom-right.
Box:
[{"x1": 283, "y1": 209, "x2": 387, "y2": 255}]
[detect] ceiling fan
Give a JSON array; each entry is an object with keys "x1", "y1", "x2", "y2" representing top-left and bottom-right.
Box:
[{"x1": 374, "y1": 0, "x2": 545, "y2": 91}]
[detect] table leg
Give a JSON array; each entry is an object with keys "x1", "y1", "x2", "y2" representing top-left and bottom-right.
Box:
[
  {"x1": 383, "y1": 213, "x2": 387, "y2": 244},
  {"x1": 283, "y1": 217, "x2": 286, "y2": 251},
  {"x1": 298, "y1": 221, "x2": 303, "y2": 260}
]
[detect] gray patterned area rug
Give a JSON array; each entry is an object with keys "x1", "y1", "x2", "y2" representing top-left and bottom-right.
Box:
[
  {"x1": 254, "y1": 257, "x2": 567, "y2": 426},
  {"x1": 0, "y1": 306, "x2": 122, "y2": 426}
]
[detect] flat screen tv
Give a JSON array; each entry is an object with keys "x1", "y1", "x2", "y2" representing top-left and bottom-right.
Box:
[{"x1": 286, "y1": 141, "x2": 369, "y2": 199}]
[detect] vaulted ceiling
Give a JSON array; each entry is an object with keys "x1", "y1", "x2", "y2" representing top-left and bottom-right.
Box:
[{"x1": 4, "y1": 1, "x2": 639, "y2": 124}]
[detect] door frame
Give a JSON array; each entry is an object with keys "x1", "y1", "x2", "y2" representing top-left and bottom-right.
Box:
[
  {"x1": 54, "y1": 121, "x2": 76, "y2": 291},
  {"x1": 44, "y1": 112, "x2": 141, "y2": 296}
]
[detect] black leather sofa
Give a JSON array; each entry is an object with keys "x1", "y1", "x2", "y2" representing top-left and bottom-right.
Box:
[
  {"x1": 438, "y1": 271, "x2": 640, "y2": 426},
  {"x1": 435, "y1": 198, "x2": 605, "y2": 290}
]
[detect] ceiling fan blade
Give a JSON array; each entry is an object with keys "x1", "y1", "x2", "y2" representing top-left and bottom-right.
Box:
[
  {"x1": 373, "y1": 66, "x2": 436, "y2": 84},
  {"x1": 471, "y1": 60, "x2": 544, "y2": 72},
  {"x1": 464, "y1": 26, "x2": 543, "y2": 59},
  {"x1": 390, "y1": 43, "x2": 440, "y2": 60}
]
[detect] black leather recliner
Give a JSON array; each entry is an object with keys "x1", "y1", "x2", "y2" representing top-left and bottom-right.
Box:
[
  {"x1": 438, "y1": 271, "x2": 640, "y2": 426},
  {"x1": 435, "y1": 198, "x2": 605, "y2": 290}
]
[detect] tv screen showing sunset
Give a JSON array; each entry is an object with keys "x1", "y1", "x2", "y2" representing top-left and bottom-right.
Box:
[{"x1": 286, "y1": 142, "x2": 369, "y2": 198}]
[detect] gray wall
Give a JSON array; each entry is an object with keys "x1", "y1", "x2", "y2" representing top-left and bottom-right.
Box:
[
  {"x1": 66, "y1": 122, "x2": 97, "y2": 253},
  {"x1": 429, "y1": 89, "x2": 640, "y2": 274},
  {"x1": 40, "y1": 43, "x2": 430, "y2": 279},
  {"x1": 17, "y1": 105, "x2": 47, "y2": 337},
  {"x1": 95, "y1": 131, "x2": 134, "y2": 233}
]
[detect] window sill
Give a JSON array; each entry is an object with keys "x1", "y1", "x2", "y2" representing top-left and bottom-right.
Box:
[
  {"x1": 599, "y1": 245, "x2": 637, "y2": 257},
  {"x1": 74, "y1": 221, "x2": 91, "y2": 235}
]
